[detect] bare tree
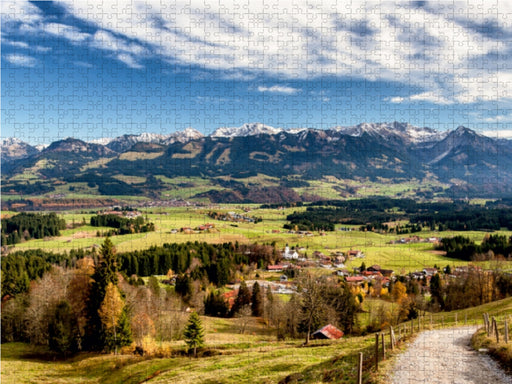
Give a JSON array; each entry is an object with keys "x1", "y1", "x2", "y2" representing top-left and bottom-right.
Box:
[
  {"x1": 24, "y1": 267, "x2": 69, "y2": 345},
  {"x1": 297, "y1": 273, "x2": 329, "y2": 345},
  {"x1": 235, "y1": 305, "x2": 253, "y2": 334}
]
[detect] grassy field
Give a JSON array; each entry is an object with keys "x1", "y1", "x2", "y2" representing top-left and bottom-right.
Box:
[
  {"x1": 3, "y1": 298, "x2": 512, "y2": 384},
  {"x1": 1, "y1": 316, "x2": 376, "y2": 384},
  {"x1": 4, "y1": 205, "x2": 512, "y2": 272}
]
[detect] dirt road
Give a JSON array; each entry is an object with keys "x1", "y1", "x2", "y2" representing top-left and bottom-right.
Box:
[{"x1": 390, "y1": 326, "x2": 512, "y2": 383}]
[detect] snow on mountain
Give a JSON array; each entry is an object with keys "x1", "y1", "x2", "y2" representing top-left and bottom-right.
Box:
[
  {"x1": 163, "y1": 128, "x2": 204, "y2": 144},
  {"x1": 1, "y1": 137, "x2": 40, "y2": 162},
  {"x1": 332, "y1": 122, "x2": 449, "y2": 143},
  {"x1": 89, "y1": 137, "x2": 115, "y2": 145},
  {"x1": 211, "y1": 123, "x2": 283, "y2": 138}
]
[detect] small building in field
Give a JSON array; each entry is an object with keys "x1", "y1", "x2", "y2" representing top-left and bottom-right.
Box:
[
  {"x1": 346, "y1": 275, "x2": 365, "y2": 285},
  {"x1": 423, "y1": 267, "x2": 438, "y2": 276},
  {"x1": 312, "y1": 324, "x2": 344, "y2": 340},
  {"x1": 267, "y1": 264, "x2": 286, "y2": 272}
]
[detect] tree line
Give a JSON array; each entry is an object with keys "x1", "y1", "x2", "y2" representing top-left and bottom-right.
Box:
[
  {"x1": 438, "y1": 234, "x2": 512, "y2": 261},
  {"x1": 1, "y1": 238, "x2": 360, "y2": 357},
  {"x1": 285, "y1": 198, "x2": 512, "y2": 232},
  {"x1": 1, "y1": 212, "x2": 66, "y2": 245},
  {"x1": 90, "y1": 214, "x2": 155, "y2": 234},
  {"x1": 1, "y1": 242, "x2": 281, "y2": 299}
]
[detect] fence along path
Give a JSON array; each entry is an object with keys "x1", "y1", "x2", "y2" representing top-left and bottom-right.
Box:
[
  {"x1": 355, "y1": 312, "x2": 511, "y2": 384},
  {"x1": 389, "y1": 326, "x2": 512, "y2": 384}
]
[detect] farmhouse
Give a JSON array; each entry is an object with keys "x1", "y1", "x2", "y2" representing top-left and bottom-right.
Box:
[
  {"x1": 267, "y1": 264, "x2": 286, "y2": 272},
  {"x1": 423, "y1": 267, "x2": 438, "y2": 276},
  {"x1": 347, "y1": 250, "x2": 364, "y2": 258},
  {"x1": 346, "y1": 275, "x2": 365, "y2": 285},
  {"x1": 312, "y1": 324, "x2": 344, "y2": 340}
]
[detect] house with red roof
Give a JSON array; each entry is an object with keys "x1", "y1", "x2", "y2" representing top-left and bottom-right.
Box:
[{"x1": 312, "y1": 324, "x2": 344, "y2": 340}]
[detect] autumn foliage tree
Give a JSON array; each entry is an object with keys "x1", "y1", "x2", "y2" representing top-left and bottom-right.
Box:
[{"x1": 86, "y1": 237, "x2": 131, "y2": 351}]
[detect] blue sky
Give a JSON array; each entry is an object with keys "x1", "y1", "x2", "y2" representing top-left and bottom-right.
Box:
[{"x1": 2, "y1": 0, "x2": 512, "y2": 145}]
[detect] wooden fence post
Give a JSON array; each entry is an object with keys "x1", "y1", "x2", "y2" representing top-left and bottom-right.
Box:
[
  {"x1": 505, "y1": 318, "x2": 509, "y2": 344},
  {"x1": 455, "y1": 313, "x2": 457, "y2": 325},
  {"x1": 375, "y1": 333, "x2": 379, "y2": 371},
  {"x1": 464, "y1": 312, "x2": 467, "y2": 325},
  {"x1": 381, "y1": 332, "x2": 386, "y2": 360},
  {"x1": 493, "y1": 318, "x2": 499, "y2": 343},
  {"x1": 357, "y1": 352, "x2": 363, "y2": 384},
  {"x1": 390, "y1": 326, "x2": 395, "y2": 350}
]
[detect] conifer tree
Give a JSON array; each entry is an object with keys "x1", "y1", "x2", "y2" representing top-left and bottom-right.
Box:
[
  {"x1": 48, "y1": 300, "x2": 79, "y2": 357},
  {"x1": 231, "y1": 281, "x2": 251, "y2": 316},
  {"x1": 86, "y1": 237, "x2": 120, "y2": 350},
  {"x1": 251, "y1": 281, "x2": 263, "y2": 317},
  {"x1": 183, "y1": 311, "x2": 204, "y2": 357}
]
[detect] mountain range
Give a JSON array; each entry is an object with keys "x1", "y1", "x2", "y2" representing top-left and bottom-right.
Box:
[{"x1": 2, "y1": 122, "x2": 512, "y2": 203}]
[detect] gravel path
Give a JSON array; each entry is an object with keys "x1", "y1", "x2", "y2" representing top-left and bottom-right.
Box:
[{"x1": 390, "y1": 326, "x2": 512, "y2": 384}]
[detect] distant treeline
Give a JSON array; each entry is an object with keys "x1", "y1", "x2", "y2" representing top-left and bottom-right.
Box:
[
  {"x1": 284, "y1": 198, "x2": 512, "y2": 232},
  {"x1": 1, "y1": 241, "x2": 279, "y2": 298},
  {"x1": 1, "y1": 249, "x2": 83, "y2": 297},
  {"x1": 1, "y1": 213, "x2": 66, "y2": 245},
  {"x1": 90, "y1": 214, "x2": 155, "y2": 234},
  {"x1": 438, "y1": 234, "x2": 512, "y2": 261}
]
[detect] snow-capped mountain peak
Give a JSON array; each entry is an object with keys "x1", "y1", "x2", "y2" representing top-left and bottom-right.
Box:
[
  {"x1": 211, "y1": 123, "x2": 283, "y2": 138},
  {"x1": 332, "y1": 122, "x2": 448, "y2": 143}
]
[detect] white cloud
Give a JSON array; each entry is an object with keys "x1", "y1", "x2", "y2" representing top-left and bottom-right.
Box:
[
  {"x1": 43, "y1": 23, "x2": 90, "y2": 42},
  {"x1": 257, "y1": 85, "x2": 300, "y2": 94},
  {"x1": 116, "y1": 53, "x2": 143, "y2": 69},
  {"x1": 3, "y1": 40, "x2": 29, "y2": 48},
  {"x1": 4, "y1": 53, "x2": 37, "y2": 67},
  {"x1": 388, "y1": 92, "x2": 453, "y2": 105},
  {"x1": 5, "y1": 0, "x2": 512, "y2": 103},
  {"x1": 481, "y1": 129, "x2": 512, "y2": 139}
]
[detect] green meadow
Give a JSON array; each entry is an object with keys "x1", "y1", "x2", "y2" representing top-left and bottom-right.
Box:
[{"x1": 5, "y1": 205, "x2": 512, "y2": 272}]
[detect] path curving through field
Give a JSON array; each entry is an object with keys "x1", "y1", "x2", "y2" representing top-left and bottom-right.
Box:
[{"x1": 390, "y1": 326, "x2": 512, "y2": 384}]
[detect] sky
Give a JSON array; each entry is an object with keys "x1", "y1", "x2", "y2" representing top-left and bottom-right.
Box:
[{"x1": 2, "y1": 0, "x2": 512, "y2": 145}]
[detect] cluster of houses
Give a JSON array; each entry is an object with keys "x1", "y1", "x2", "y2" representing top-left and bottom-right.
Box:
[
  {"x1": 175, "y1": 223, "x2": 217, "y2": 234},
  {"x1": 209, "y1": 211, "x2": 258, "y2": 223},
  {"x1": 389, "y1": 236, "x2": 441, "y2": 245},
  {"x1": 98, "y1": 209, "x2": 142, "y2": 218}
]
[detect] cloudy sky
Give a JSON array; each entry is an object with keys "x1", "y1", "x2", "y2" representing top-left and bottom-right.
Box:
[{"x1": 2, "y1": 0, "x2": 512, "y2": 144}]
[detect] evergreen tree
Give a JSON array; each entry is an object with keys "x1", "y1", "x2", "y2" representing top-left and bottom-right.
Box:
[
  {"x1": 204, "y1": 291, "x2": 229, "y2": 317},
  {"x1": 86, "y1": 237, "x2": 119, "y2": 350},
  {"x1": 183, "y1": 312, "x2": 204, "y2": 357},
  {"x1": 231, "y1": 281, "x2": 251, "y2": 316},
  {"x1": 251, "y1": 281, "x2": 263, "y2": 317},
  {"x1": 48, "y1": 300, "x2": 79, "y2": 357},
  {"x1": 429, "y1": 273, "x2": 444, "y2": 310}
]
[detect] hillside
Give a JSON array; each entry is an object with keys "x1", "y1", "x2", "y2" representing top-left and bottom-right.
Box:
[{"x1": 2, "y1": 122, "x2": 512, "y2": 204}]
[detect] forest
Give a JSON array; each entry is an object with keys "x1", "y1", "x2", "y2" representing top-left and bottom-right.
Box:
[
  {"x1": 1, "y1": 212, "x2": 66, "y2": 245},
  {"x1": 438, "y1": 234, "x2": 512, "y2": 261},
  {"x1": 285, "y1": 198, "x2": 512, "y2": 232},
  {"x1": 1, "y1": 238, "x2": 360, "y2": 356},
  {"x1": 90, "y1": 214, "x2": 155, "y2": 234}
]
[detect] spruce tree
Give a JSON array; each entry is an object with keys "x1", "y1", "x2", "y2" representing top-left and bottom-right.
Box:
[
  {"x1": 251, "y1": 281, "x2": 263, "y2": 317},
  {"x1": 183, "y1": 312, "x2": 204, "y2": 357},
  {"x1": 86, "y1": 237, "x2": 120, "y2": 350},
  {"x1": 49, "y1": 300, "x2": 79, "y2": 357},
  {"x1": 231, "y1": 281, "x2": 251, "y2": 316}
]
